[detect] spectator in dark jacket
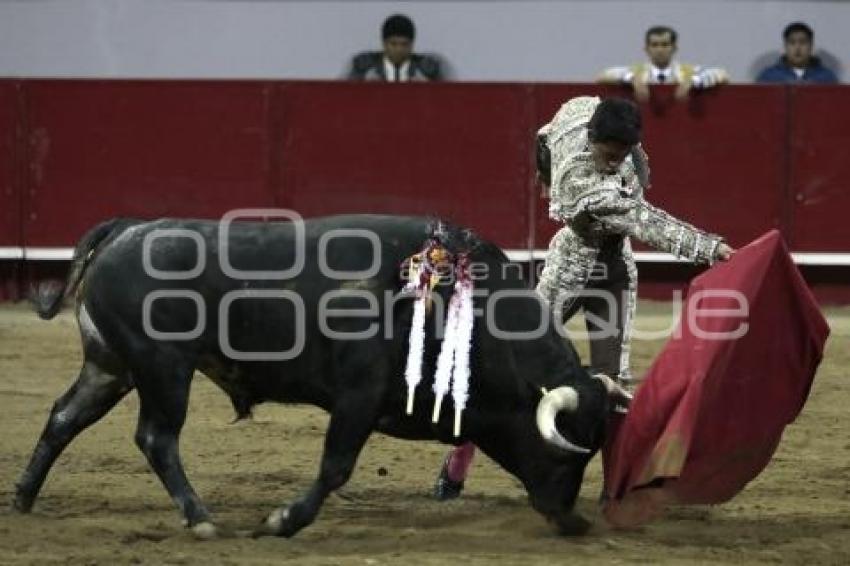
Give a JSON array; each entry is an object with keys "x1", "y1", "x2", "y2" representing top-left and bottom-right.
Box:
[
  {"x1": 757, "y1": 22, "x2": 838, "y2": 83},
  {"x1": 347, "y1": 14, "x2": 443, "y2": 82}
]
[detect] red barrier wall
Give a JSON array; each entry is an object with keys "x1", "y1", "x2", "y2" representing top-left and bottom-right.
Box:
[
  {"x1": 272, "y1": 82, "x2": 533, "y2": 247},
  {"x1": 0, "y1": 80, "x2": 847, "y2": 301},
  {"x1": 22, "y1": 81, "x2": 276, "y2": 246},
  {"x1": 788, "y1": 87, "x2": 850, "y2": 251},
  {"x1": 0, "y1": 83, "x2": 20, "y2": 299},
  {"x1": 0, "y1": 83, "x2": 19, "y2": 249}
]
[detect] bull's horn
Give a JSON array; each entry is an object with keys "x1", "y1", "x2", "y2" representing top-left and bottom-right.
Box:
[{"x1": 535, "y1": 386, "x2": 590, "y2": 454}]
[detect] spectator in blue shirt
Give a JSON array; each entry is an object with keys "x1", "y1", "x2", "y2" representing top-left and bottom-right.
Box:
[{"x1": 757, "y1": 22, "x2": 838, "y2": 84}]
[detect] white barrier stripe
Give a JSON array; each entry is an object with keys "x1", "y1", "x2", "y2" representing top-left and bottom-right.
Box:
[
  {"x1": 792, "y1": 253, "x2": 850, "y2": 266},
  {"x1": 503, "y1": 249, "x2": 850, "y2": 266},
  {"x1": 26, "y1": 248, "x2": 75, "y2": 260},
  {"x1": 1, "y1": 246, "x2": 850, "y2": 266},
  {"x1": 0, "y1": 247, "x2": 73, "y2": 260},
  {"x1": 0, "y1": 248, "x2": 24, "y2": 260},
  {"x1": 16, "y1": 248, "x2": 75, "y2": 260}
]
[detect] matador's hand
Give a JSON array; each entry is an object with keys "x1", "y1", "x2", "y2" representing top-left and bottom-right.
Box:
[
  {"x1": 716, "y1": 243, "x2": 735, "y2": 261},
  {"x1": 675, "y1": 76, "x2": 694, "y2": 100},
  {"x1": 632, "y1": 75, "x2": 650, "y2": 103}
]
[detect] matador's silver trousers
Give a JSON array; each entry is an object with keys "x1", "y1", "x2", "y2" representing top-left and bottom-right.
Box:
[{"x1": 535, "y1": 227, "x2": 637, "y2": 381}]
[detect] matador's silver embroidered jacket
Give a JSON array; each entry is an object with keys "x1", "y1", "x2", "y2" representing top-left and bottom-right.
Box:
[{"x1": 535, "y1": 96, "x2": 725, "y2": 379}]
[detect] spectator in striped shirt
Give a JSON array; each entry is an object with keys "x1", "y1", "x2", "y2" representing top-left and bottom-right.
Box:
[{"x1": 597, "y1": 26, "x2": 729, "y2": 102}]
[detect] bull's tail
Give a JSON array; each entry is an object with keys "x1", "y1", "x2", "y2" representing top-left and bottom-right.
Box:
[{"x1": 31, "y1": 218, "x2": 138, "y2": 320}]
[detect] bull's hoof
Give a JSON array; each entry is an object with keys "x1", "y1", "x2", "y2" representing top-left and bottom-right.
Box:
[
  {"x1": 191, "y1": 521, "x2": 219, "y2": 540},
  {"x1": 252, "y1": 506, "x2": 302, "y2": 539},
  {"x1": 553, "y1": 512, "x2": 593, "y2": 536},
  {"x1": 12, "y1": 492, "x2": 34, "y2": 514}
]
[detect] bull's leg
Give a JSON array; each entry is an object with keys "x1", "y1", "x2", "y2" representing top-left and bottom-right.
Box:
[
  {"x1": 14, "y1": 361, "x2": 132, "y2": 512},
  {"x1": 256, "y1": 374, "x2": 385, "y2": 538},
  {"x1": 133, "y1": 363, "x2": 215, "y2": 539}
]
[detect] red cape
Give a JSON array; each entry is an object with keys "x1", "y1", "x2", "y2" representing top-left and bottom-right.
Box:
[{"x1": 602, "y1": 230, "x2": 830, "y2": 527}]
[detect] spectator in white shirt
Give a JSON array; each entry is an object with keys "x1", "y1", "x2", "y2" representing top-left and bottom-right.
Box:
[{"x1": 347, "y1": 14, "x2": 443, "y2": 82}]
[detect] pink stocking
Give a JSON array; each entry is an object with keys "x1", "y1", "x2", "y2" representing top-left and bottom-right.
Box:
[{"x1": 446, "y1": 442, "x2": 476, "y2": 482}]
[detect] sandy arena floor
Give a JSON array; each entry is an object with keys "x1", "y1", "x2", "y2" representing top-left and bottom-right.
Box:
[{"x1": 0, "y1": 301, "x2": 848, "y2": 565}]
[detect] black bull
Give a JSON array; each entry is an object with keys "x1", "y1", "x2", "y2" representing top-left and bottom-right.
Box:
[{"x1": 14, "y1": 214, "x2": 625, "y2": 538}]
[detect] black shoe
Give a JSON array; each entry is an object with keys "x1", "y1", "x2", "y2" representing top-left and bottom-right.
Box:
[{"x1": 433, "y1": 459, "x2": 464, "y2": 501}]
